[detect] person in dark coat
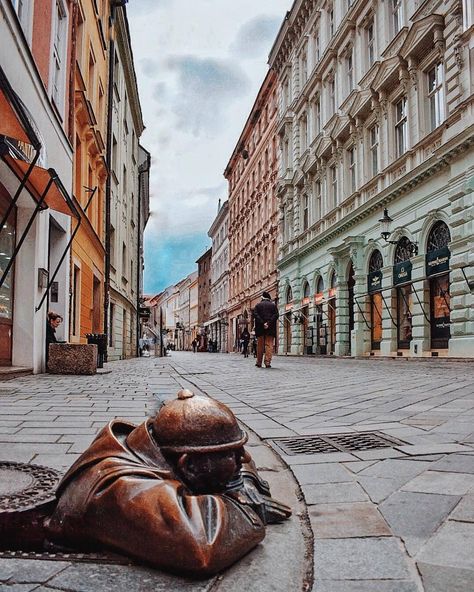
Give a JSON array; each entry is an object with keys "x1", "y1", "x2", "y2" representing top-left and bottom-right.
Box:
[
  {"x1": 46, "y1": 311, "x2": 63, "y2": 364},
  {"x1": 252, "y1": 292, "x2": 279, "y2": 368},
  {"x1": 240, "y1": 328, "x2": 250, "y2": 358}
]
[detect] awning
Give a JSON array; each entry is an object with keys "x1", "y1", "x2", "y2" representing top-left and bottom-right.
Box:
[{"x1": 0, "y1": 143, "x2": 79, "y2": 218}]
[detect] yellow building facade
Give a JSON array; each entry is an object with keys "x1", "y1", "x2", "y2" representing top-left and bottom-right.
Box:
[{"x1": 70, "y1": 0, "x2": 109, "y2": 342}]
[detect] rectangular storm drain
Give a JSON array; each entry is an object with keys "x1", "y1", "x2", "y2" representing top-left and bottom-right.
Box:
[{"x1": 271, "y1": 431, "x2": 406, "y2": 456}]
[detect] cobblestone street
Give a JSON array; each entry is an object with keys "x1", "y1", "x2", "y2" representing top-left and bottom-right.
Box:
[{"x1": 1, "y1": 353, "x2": 474, "y2": 591}]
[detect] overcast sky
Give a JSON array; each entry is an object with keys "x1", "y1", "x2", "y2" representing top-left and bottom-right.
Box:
[{"x1": 126, "y1": 0, "x2": 291, "y2": 295}]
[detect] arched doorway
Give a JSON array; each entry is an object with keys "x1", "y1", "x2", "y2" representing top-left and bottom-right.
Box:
[
  {"x1": 0, "y1": 184, "x2": 16, "y2": 366},
  {"x1": 426, "y1": 221, "x2": 451, "y2": 349},
  {"x1": 328, "y1": 271, "x2": 337, "y2": 354},
  {"x1": 368, "y1": 250, "x2": 383, "y2": 350},
  {"x1": 315, "y1": 276, "x2": 326, "y2": 354},
  {"x1": 347, "y1": 263, "x2": 355, "y2": 354},
  {"x1": 284, "y1": 286, "x2": 293, "y2": 354},
  {"x1": 394, "y1": 237, "x2": 413, "y2": 350},
  {"x1": 302, "y1": 281, "x2": 311, "y2": 354}
]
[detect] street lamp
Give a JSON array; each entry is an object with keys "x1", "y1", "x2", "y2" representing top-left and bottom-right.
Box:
[{"x1": 378, "y1": 208, "x2": 418, "y2": 256}]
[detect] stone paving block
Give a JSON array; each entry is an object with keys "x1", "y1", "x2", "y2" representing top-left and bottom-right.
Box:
[
  {"x1": 379, "y1": 491, "x2": 461, "y2": 556},
  {"x1": 303, "y1": 482, "x2": 369, "y2": 505},
  {"x1": 309, "y1": 502, "x2": 391, "y2": 538},
  {"x1": 313, "y1": 537, "x2": 411, "y2": 580},
  {"x1": 44, "y1": 563, "x2": 210, "y2": 592},
  {"x1": 0, "y1": 559, "x2": 70, "y2": 583},
  {"x1": 352, "y1": 448, "x2": 409, "y2": 461},
  {"x1": 431, "y1": 453, "x2": 474, "y2": 474},
  {"x1": 291, "y1": 462, "x2": 352, "y2": 485},
  {"x1": 32, "y1": 453, "x2": 79, "y2": 471},
  {"x1": 357, "y1": 476, "x2": 410, "y2": 504},
  {"x1": 402, "y1": 471, "x2": 474, "y2": 496},
  {"x1": 395, "y1": 444, "x2": 472, "y2": 456},
  {"x1": 342, "y1": 460, "x2": 378, "y2": 473},
  {"x1": 0, "y1": 434, "x2": 59, "y2": 443},
  {"x1": 279, "y1": 452, "x2": 357, "y2": 465},
  {"x1": 417, "y1": 521, "x2": 474, "y2": 570},
  {"x1": 0, "y1": 584, "x2": 38, "y2": 591},
  {"x1": 417, "y1": 562, "x2": 474, "y2": 592},
  {"x1": 450, "y1": 494, "x2": 474, "y2": 523},
  {"x1": 358, "y1": 458, "x2": 432, "y2": 480},
  {"x1": 313, "y1": 580, "x2": 419, "y2": 592}
]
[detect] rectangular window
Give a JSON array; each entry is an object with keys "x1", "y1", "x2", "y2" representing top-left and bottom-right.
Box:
[
  {"x1": 395, "y1": 97, "x2": 407, "y2": 157},
  {"x1": 329, "y1": 8, "x2": 334, "y2": 38},
  {"x1": 329, "y1": 78, "x2": 336, "y2": 116},
  {"x1": 314, "y1": 180, "x2": 321, "y2": 220},
  {"x1": 370, "y1": 125, "x2": 379, "y2": 175},
  {"x1": 367, "y1": 20, "x2": 375, "y2": 68},
  {"x1": 427, "y1": 63, "x2": 444, "y2": 131},
  {"x1": 463, "y1": 0, "x2": 474, "y2": 30},
  {"x1": 300, "y1": 115, "x2": 308, "y2": 152},
  {"x1": 51, "y1": 0, "x2": 67, "y2": 110},
  {"x1": 392, "y1": 0, "x2": 403, "y2": 35},
  {"x1": 347, "y1": 51, "x2": 354, "y2": 95},
  {"x1": 300, "y1": 51, "x2": 308, "y2": 86},
  {"x1": 109, "y1": 302, "x2": 114, "y2": 347},
  {"x1": 349, "y1": 147, "x2": 356, "y2": 193},
  {"x1": 72, "y1": 264, "x2": 80, "y2": 337},
  {"x1": 313, "y1": 97, "x2": 321, "y2": 137},
  {"x1": 315, "y1": 34, "x2": 320, "y2": 64},
  {"x1": 303, "y1": 195, "x2": 309, "y2": 231},
  {"x1": 331, "y1": 165, "x2": 337, "y2": 208}
]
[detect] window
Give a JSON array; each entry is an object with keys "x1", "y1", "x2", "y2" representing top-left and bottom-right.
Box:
[
  {"x1": 300, "y1": 50, "x2": 308, "y2": 87},
  {"x1": 392, "y1": 0, "x2": 403, "y2": 35},
  {"x1": 370, "y1": 125, "x2": 379, "y2": 175},
  {"x1": 330, "y1": 165, "x2": 337, "y2": 208},
  {"x1": 463, "y1": 0, "x2": 474, "y2": 30},
  {"x1": 346, "y1": 50, "x2": 354, "y2": 95},
  {"x1": 314, "y1": 180, "x2": 321, "y2": 220},
  {"x1": 427, "y1": 63, "x2": 445, "y2": 131},
  {"x1": 88, "y1": 50, "x2": 96, "y2": 104},
  {"x1": 110, "y1": 225, "x2": 116, "y2": 266},
  {"x1": 122, "y1": 243, "x2": 127, "y2": 278},
  {"x1": 109, "y1": 303, "x2": 115, "y2": 347},
  {"x1": 72, "y1": 264, "x2": 80, "y2": 337},
  {"x1": 112, "y1": 135, "x2": 118, "y2": 176},
  {"x1": 329, "y1": 8, "x2": 334, "y2": 38},
  {"x1": 348, "y1": 147, "x2": 356, "y2": 193},
  {"x1": 367, "y1": 20, "x2": 375, "y2": 68},
  {"x1": 51, "y1": 0, "x2": 67, "y2": 110},
  {"x1": 313, "y1": 97, "x2": 321, "y2": 137},
  {"x1": 300, "y1": 115, "x2": 308, "y2": 153},
  {"x1": 315, "y1": 34, "x2": 320, "y2": 64},
  {"x1": 302, "y1": 195, "x2": 309, "y2": 231},
  {"x1": 395, "y1": 97, "x2": 407, "y2": 158},
  {"x1": 329, "y1": 77, "x2": 336, "y2": 116}
]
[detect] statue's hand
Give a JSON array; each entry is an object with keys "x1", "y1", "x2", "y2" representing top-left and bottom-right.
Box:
[{"x1": 224, "y1": 474, "x2": 291, "y2": 524}]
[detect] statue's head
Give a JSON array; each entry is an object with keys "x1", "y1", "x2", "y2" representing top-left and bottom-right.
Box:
[{"x1": 152, "y1": 389, "x2": 250, "y2": 493}]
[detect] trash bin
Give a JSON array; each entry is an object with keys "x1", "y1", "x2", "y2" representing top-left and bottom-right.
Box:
[{"x1": 85, "y1": 333, "x2": 107, "y2": 368}]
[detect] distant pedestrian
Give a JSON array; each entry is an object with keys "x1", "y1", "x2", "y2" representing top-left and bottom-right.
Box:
[
  {"x1": 191, "y1": 339, "x2": 197, "y2": 353},
  {"x1": 208, "y1": 339, "x2": 213, "y2": 353},
  {"x1": 240, "y1": 328, "x2": 250, "y2": 358},
  {"x1": 251, "y1": 332, "x2": 257, "y2": 358},
  {"x1": 252, "y1": 291, "x2": 279, "y2": 368}
]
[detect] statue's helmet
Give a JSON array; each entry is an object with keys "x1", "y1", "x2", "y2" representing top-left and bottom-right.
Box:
[{"x1": 152, "y1": 389, "x2": 248, "y2": 454}]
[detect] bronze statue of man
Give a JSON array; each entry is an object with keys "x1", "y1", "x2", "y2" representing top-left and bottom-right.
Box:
[{"x1": 46, "y1": 389, "x2": 291, "y2": 575}]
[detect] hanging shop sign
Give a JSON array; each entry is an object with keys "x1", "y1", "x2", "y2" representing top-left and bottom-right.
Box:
[
  {"x1": 426, "y1": 246, "x2": 450, "y2": 277},
  {"x1": 314, "y1": 292, "x2": 324, "y2": 305},
  {"x1": 393, "y1": 261, "x2": 412, "y2": 286},
  {"x1": 285, "y1": 302, "x2": 294, "y2": 311},
  {"x1": 302, "y1": 297, "x2": 310, "y2": 305},
  {"x1": 328, "y1": 288, "x2": 336, "y2": 298},
  {"x1": 367, "y1": 270, "x2": 383, "y2": 294}
]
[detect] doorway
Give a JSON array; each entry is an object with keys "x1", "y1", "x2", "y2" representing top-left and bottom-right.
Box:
[{"x1": 0, "y1": 187, "x2": 16, "y2": 365}]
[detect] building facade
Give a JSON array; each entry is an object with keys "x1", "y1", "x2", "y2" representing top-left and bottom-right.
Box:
[
  {"x1": 107, "y1": 8, "x2": 145, "y2": 361},
  {"x1": 0, "y1": 0, "x2": 77, "y2": 372},
  {"x1": 175, "y1": 270, "x2": 198, "y2": 351},
  {"x1": 225, "y1": 70, "x2": 279, "y2": 352},
  {"x1": 197, "y1": 247, "x2": 212, "y2": 350},
  {"x1": 207, "y1": 200, "x2": 229, "y2": 352},
  {"x1": 269, "y1": 0, "x2": 474, "y2": 358},
  {"x1": 69, "y1": 0, "x2": 109, "y2": 344}
]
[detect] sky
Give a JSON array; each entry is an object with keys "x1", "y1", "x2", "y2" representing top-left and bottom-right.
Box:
[{"x1": 126, "y1": 0, "x2": 292, "y2": 295}]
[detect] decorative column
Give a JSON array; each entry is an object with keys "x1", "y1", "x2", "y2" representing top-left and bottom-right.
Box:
[
  {"x1": 291, "y1": 279, "x2": 302, "y2": 355},
  {"x1": 350, "y1": 244, "x2": 368, "y2": 357},
  {"x1": 334, "y1": 258, "x2": 350, "y2": 357},
  {"x1": 409, "y1": 254, "x2": 428, "y2": 357}
]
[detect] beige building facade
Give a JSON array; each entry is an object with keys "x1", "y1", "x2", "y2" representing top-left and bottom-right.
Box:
[
  {"x1": 269, "y1": 0, "x2": 474, "y2": 358},
  {"x1": 225, "y1": 70, "x2": 280, "y2": 352}
]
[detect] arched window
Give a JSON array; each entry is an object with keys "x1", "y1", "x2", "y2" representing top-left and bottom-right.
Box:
[
  {"x1": 330, "y1": 271, "x2": 337, "y2": 289},
  {"x1": 427, "y1": 221, "x2": 450, "y2": 252},
  {"x1": 316, "y1": 276, "x2": 324, "y2": 293},
  {"x1": 394, "y1": 237, "x2": 413, "y2": 263},
  {"x1": 369, "y1": 250, "x2": 383, "y2": 272},
  {"x1": 286, "y1": 285, "x2": 293, "y2": 303},
  {"x1": 303, "y1": 281, "x2": 310, "y2": 299}
]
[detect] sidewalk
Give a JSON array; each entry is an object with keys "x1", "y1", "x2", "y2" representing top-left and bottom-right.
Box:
[{"x1": 1, "y1": 352, "x2": 474, "y2": 591}]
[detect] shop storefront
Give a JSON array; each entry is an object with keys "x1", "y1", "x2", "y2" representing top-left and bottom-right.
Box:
[
  {"x1": 367, "y1": 250, "x2": 383, "y2": 351},
  {"x1": 426, "y1": 221, "x2": 451, "y2": 350},
  {"x1": 0, "y1": 185, "x2": 15, "y2": 364},
  {"x1": 328, "y1": 273, "x2": 337, "y2": 354},
  {"x1": 393, "y1": 238, "x2": 414, "y2": 350}
]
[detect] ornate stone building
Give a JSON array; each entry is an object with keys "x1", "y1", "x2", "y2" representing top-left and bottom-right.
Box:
[
  {"x1": 197, "y1": 247, "x2": 212, "y2": 350},
  {"x1": 107, "y1": 7, "x2": 145, "y2": 360},
  {"x1": 269, "y1": 0, "x2": 474, "y2": 358},
  {"x1": 207, "y1": 200, "x2": 229, "y2": 352},
  {"x1": 225, "y1": 70, "x2": 279, "y2": 351}
]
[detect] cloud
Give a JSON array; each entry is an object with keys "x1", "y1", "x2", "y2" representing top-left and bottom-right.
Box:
[
  {"x1": 140, "y1": 58, "x2": 160, "y2": 78},
  {"x1": 230, "y1": 15, "x2": 282, "y2": 59},
  {"x1": 166, "y1": 56, "x2": 250, "y2": 135}
]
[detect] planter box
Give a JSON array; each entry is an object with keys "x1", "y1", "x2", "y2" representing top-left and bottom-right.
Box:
[{"x1": 48, "y1": 343, "x2": 97, "y2": 375}]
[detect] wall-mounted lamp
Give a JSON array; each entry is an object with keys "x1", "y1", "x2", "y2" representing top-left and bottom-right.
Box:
[{"x1": 379, "y1": 208, "x2": 418, "y2": 256}]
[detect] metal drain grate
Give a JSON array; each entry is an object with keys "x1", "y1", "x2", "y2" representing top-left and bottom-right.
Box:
[
  {"x1": 271, "y1": 431, "x2": 406, "y2": 456},
  {"x1": 0, "y1": 549, "x2": 133, "y2": 565}
]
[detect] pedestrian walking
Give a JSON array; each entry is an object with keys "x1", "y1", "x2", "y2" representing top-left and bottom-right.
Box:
[
  {"x1": 191, "y1": 338, "x2": 197, "y2": 353},
  {"x1": 252, "y1": 291, "x2": 278, "y2": 368},
  {"x1": 240, "y1": 328, "x2": 250, "y2": 358},
  {"x1": 251, "y1": 331, "x2": 257, "y2": 358}
]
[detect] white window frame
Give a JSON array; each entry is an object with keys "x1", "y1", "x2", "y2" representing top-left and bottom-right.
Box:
[
  {"x1": 395, "y1": 97, "x2": 407, "y2": 158},
  {"x1": 302, "y1": 195, "x2": 309, "y2": 231},
  {"x1": 312, "y1": 96, "x2": 321, "y2": 138},
  {"x1": 463, "y1": 0, "x2": 474, "y2": 30},
  {"x1": 348, "y1": 146, "x2": 356, "y2": 194},
  {"x1": 427, "y1": 62, "x2": 445, "y2": 131},
  {"x1": 11, "y1": 0, "x2": 33, "y2": 41},
  {"x1": 392, "y1": 0, "x2": 403, "y2": 36},
  {"x1": 367, "y1": 19, "x2": 375, "y2": 69},
  {"x1": 49, "y1": 0, "x2": 69, "y2": 116},
  {"x1": 314, "y1": 180, "x2": 321, "y2": 220},
  {"x1": 328, "y1": 77, "x2": 336, "y2": 118},
  {"x1": 369, "y1": 124, "x2": 379, "y2": 176},
  {"x1": 346, "y1": 50, "x2": 354, "y2": 96},
  {"x1": 330, "y1": 165, "x2": 338, "y2": 208}
]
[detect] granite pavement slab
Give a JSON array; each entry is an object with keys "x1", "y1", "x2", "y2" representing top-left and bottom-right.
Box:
[{"x1": 309, "y1": 502, "x2": 391, "y2": 538}]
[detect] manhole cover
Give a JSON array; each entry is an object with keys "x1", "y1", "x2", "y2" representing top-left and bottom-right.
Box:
[{"x1": 271, "y1": 432, "x2": 406, "y2": 456}]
